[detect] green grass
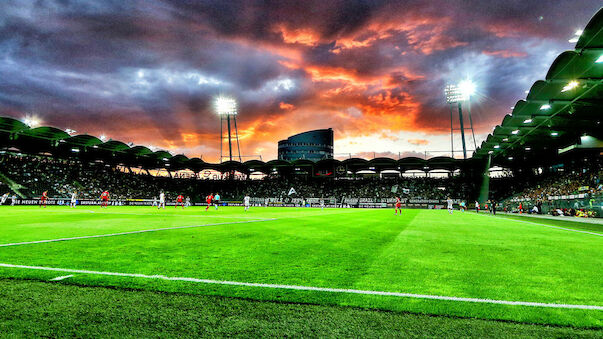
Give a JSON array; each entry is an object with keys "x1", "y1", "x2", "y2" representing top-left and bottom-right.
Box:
[
  {"x1": 2, "y1": 278, "x2": 602, "y2": 338},
  {"x1": 0, "y1": 206, "x2": 601, "y2": 331}
]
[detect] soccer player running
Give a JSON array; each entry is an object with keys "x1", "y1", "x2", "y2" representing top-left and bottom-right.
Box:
[
  {"x1": 214, "y1": 193, "x2": 220, "y2": 210},
  {"x1": 0, "y1": 192, "x2": 8, "y2": 205},
  {"x1": 40, "y1": 191, "x2": 48, "y2": 208},
  {"x1": 175, "y1": 194, "x2": 185, "y2": 209},
  {"x1": 475, "y1": 201, "x2": 480, "y2": 213},
  {"x1": 244, "y1": 194, "x2": 250, "y2": 212},
  {"x1": 158, "y1": 191, "x2": 165, "y2": 209},
  {"x1": 100, "y1": 190, "x2": 110, "y2": 208},
  {"x1": 205, "y1": 193, "x2": 214, "y2": 211},
  {"x1": 70, "y1": 191, "x2": 77, "y2": 208},
  {"x1": 394, "y1": 196, "x2": 402, "y2": 215},
  {"x1": 447, "y1": 197, "x2": 454, "y2": 214}
]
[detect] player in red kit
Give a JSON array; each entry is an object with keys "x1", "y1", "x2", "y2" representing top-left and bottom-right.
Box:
[
  {"x1": 176, "y1": 194, "x2": 184, "y2": 209},
  {"x1": 205, "y1": 193, "x2": 214, "y2": 211},
  {"x1": 100, "y1": 190, "x2": 110, "y2": 208},
  {"x1": 394, "y1": 196, "x2": 402, "y2": 215},
  {"x1": 40, "y1": 191, "x2": 48, "y2": 208}
]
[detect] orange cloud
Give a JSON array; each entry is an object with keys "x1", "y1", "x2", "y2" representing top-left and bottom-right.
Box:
[
  {"x1": 181, "y1": 133, "x2": 199, "y2": 144},
  {"x1": 279, "y1": 102, "x2": 295, "y2": 110},
  {"x1": 273, "y1": 24, "x2": 321, "y2": 46},
  {"x1": 408, "y1": 138, "x2": 429, "y2": 146}
]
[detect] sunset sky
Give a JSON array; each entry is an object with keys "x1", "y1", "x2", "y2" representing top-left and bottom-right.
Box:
[{"x1": 0, "y1": 1, "x2": 600, "y2": 162}]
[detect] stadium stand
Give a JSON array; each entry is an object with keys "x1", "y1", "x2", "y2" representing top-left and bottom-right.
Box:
[{"x1": 0, "y1": 8, "x2": 602, "y2": 215}]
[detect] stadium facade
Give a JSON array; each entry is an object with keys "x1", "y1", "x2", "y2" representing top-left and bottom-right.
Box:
[{"x1": 277, "y1": 128, "x2": 334, "y2": 162}]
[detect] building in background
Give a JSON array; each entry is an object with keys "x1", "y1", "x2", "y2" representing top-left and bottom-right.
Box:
[{"x1": 278, "y1": 128, "x2": 334, "y2": 162}]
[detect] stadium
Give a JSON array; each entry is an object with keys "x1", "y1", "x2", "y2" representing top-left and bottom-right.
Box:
[{"x1": 0, "y1": 2, "x2": 602, "y2": 337}]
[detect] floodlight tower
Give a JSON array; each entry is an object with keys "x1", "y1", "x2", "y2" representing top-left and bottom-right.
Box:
[
  {"x1": 214, "y1": 96, "x2": 242, "y2": 163},
  {"x1": 444, "y1": 80, "x2": 477, "y2": 160}
]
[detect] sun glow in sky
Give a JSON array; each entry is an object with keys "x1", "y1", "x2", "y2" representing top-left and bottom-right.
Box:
[{"x1": 0, "y1": 1, "x2": 599, "y2": 161}]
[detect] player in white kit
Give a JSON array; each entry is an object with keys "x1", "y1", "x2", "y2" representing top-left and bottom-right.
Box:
[
  {"x1": 244, "y1": 195, "x2": 250, "y2": 211},
  {"x1": 70, "y1": 191, "x2": 77, "y2": 208},
  {"x1": 447, "y1": 197, "x2": 453, "y2": 214},
  {"x1": 158, "y1": 191, "x2": 165, "y2": 209},
  {"x1": 0, "y1": 193, "x2": 8, "y2": 205}
]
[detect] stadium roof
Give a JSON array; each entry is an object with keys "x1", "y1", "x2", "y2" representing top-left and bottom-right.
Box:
[{"x1": 473, "y1": 7, "x2": 603, "y2": 167}]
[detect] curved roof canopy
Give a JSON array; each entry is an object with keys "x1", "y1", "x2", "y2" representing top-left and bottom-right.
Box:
[{"x1": 473, "y1": 7, "x2": 603, "y2": 167}]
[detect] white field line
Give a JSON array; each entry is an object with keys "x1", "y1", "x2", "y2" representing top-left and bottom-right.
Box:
[
  {"x1": 0, "y1": 263, "x2": 601, "y2": 311},
  {"x1": 0, "y1": 219, "x2": 277, "y2": 248},
  {"x1": 50, "y1": 274, "x2": 74, "y2": 281},
  {"x1": 473, "y1": 213, "x2": 603, "y2": 237}
]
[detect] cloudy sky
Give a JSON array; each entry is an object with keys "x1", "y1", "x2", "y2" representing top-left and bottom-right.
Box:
[{"x1": 0, "y1": 0, "x2": 600, "y2": 162}]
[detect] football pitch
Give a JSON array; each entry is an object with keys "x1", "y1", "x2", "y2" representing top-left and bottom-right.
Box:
[{"x1": 0, "y1": 206, "x2": 601, "y2": 330}]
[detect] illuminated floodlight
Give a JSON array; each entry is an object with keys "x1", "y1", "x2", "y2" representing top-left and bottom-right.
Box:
[
  {"x1": 525, "y1": 147, "x2": 531, "y2": 151},
  {"x1": 568, "y1": 37, "x2": 579, "y2": 43},
  {"x1": 575, "y1": 29, "x2": 583, "y2": 36},
  {"x1": 502, "y1": 138, "x2": 508, "y2": 142},
  {"x1": 493, "y1": 145, "x2": 500, "y2": 149},
  {"x1": 508, "y1": 157, "x2": 514, "y2": 160},
  {"x1": 65, "y1": 128, "x2": 77, "y2": 135},
  {"x1": 444, "y1": 84, "x2": 462, "y2": 103},
  {"x1": 458, "y1": 79, "x2": 476, "y2": 98},
  {"x1": 512, "y1": 129, "x2": 519, "y2": 134},
  {"x1": 22, "y1": 115, "x2": 41, "y2": 128},
  {"x1": 488, "y1": 151, "x2": 493, "y2": 154},
  {"x1": 99, "y1": 135, "x2": 107, "y2": 142},
  {"x1": 595, "y1": 55, "x2": 603, "y2": 63},
  {"x1": 540, "y1": 104, "x2": 551, "y2": 110},
  {"x1": 523, "y1": 119, "x2": 532, "y2": 123},
  {"x1": 445, "y1": 80, "x2": 475, "y2": 103},
  {"x1": 214, "y1": 96, "x2": 237, "y2": 115},
  {"x1": 551, "y1": 132, "x2": 559, "y2": 136},
  {"x1": 561, "y1": 80, "x2": 579, "y2": 92}
]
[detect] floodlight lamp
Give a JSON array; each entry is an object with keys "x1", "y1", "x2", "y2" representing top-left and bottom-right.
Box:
[
  {"x1": 99, "y1": 135, "x2": 107, "y2": 142},
  {"x1": 22, "y1": 115, "x2": 41, "y2": 128},
  {"x1": 523, "y1": 119, "x2": 532, "y2": 124},
  {"x1": 551, "y1": 132, "x2": 559, "y2": 136},
  {"x1": 214, "y1": 96, "x2": 237, "y2": 115},
  {"x1": 458, "y1": 79, "x2": 476, "y2": 98},
  {"x1": 596, "y1": 55, "x2": 603, "y2": 63},
  {"x1": 539, "y1": 104, "x2": 551, "y2": 110},
  {"x1": 512, "y1": 130, "x2": 519, "y2": 135},
  {"x1": 561, "y1": 81, "x2": 579, "y2": 92}
]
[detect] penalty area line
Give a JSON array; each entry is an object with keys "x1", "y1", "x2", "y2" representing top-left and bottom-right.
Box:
[
  {"x1": 0, "y1": 263, "x2": 601, "y2": 311},
  {"x1": 0, "y1": 218, "x2": 277, "y2": 248}
]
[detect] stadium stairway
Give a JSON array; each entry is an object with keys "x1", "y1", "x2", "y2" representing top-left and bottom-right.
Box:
[{"x1": 0, "y1": 171, "x2": 27, "y2": 199}]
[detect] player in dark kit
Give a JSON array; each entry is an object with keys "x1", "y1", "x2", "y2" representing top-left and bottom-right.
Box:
[
  {"x1": 100, "y1": 190, "x2": 110, "y2": 208},
  {"x1": 40, "y1": 191, "x2": 48, "y2": 208},
  {"x1": 394, "y1": 196, "x2": 402, "y2": 215},
  {"x1": 205, "y1": 193, "x2": 214, "y2": 211},
  {"x1": 176, "y1": 194, "x2": 185, "y2": 209}
]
